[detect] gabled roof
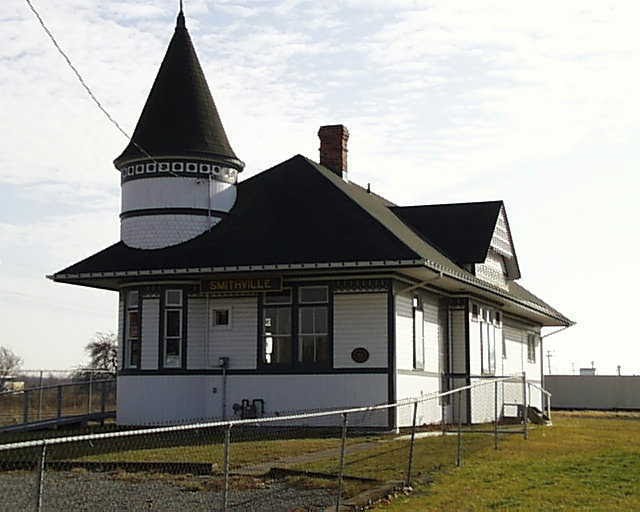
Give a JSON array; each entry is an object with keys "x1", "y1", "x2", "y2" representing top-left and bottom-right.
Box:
[
  {"x1": 113, "y1": 11, "x2": 243, "y2": 170},
  {"x1": 390, "y1": 201, "x2": 503, "y2": 265}
]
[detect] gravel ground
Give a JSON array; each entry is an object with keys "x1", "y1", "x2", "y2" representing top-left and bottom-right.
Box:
[{"x1": 0, "y1": 471, "x2": 335, "y2": 512}]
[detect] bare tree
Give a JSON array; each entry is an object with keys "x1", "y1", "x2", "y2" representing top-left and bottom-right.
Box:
[
  {"x1": 86, "y1": 332, "x2": 118, "y2": 376},
  {"x1": 0, "y1": 346, "x2": 23, "y2": 390}
]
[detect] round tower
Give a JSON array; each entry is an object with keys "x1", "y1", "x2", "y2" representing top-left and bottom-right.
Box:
[{"x1": 113, "y1": 9, "x2": 244, "y2": 249}]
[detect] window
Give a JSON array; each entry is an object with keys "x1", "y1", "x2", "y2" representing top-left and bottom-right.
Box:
[
  {"x1": 471, "y1": 303, "x2": 479, "y2": 321},
  {"x1": 413, "y1": 297, "x2": 424, "y2": 370},
  {"x1": 125, "y1": 290, "x2": 140, "y2": 369},
  {"x1": 299, "y1": 306, "x2": 329, "y2": 365},
  {"x1": 261, "y1": 286, "x2": 331, "y2": 368},
  {"x1": 298, "y1": 287, "x2": 329, "y2": 366},
  {"x1": 213, "y1": 308, "x2": 231, "y2": 328},
  {"x1": 163, "y1": 289, "x2": 183, "y2": 368},
  {"x1": 263, "y1": 289, "x2": 292, "y2": 366},
  {"x1": 299, "y1": 286, "x2": 328, "y2": 304},
  {"x1": 527, "y1": 334, "x2": 537, "y2": 363},
  {"x1": 480, "y1": 308, "x2": 496, "y2": 375}
]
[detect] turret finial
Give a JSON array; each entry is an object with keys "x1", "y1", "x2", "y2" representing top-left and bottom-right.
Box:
[{"x1": 177, "y1": 0, "x2": 185, "y2": 28}]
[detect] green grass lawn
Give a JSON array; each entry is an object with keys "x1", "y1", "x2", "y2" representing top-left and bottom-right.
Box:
[{"x1": 375, "y1": 412, "x2": 640, "y2": 512}]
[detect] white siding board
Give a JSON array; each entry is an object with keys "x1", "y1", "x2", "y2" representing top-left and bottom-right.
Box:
[
  {"x1": 207, "y1": 297, "x2": 257, "y2": 369},
  {"x1": 187, "y1": 297, "x2": 207, "y2": 369},
  {"x1": 395, "y1": 294, "x2": 414, "y2": 371},
  {"x1": 333, "y1": 293, "x2": 388, "y2": 368},
  {"x1": 141, "y1": 298, "x2": 159, "y2": 370},
  {"x1": 117, "y1": 294, "x2": 124, "y2": 371},
  {"x1": 422, "y1": 296, "x2": 440, "y2": 374}
]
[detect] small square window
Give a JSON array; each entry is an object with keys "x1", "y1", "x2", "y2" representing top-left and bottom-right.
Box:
[
  {"x1": 495, "y1": 311, "x2": 501, "y2": 325},
  {"x1": 159, "y1": 162, "x2": 170, "y2": 172},
  {"x1": 186, "y1": 163, "x2": 198, "y2": 173},
  {"x1": 299, "y1": 286, "x2": 328, "y2": 304},
  {"x1": 127, "y1": 167, "x2": 134, "y2": 176},
  {"x1": 213, "y1": 309, "x2": 231, "y2": 328},
  {"x1": 135, "y1": 165, "x2": 145, "y2": 174},
  {"x1": 127, "y1": 290, "x2": 139, "y2": 307},
  {"x1": 213, "y1": 166, "x2": 221, "y2": 174},
  {"x1": 200, "y1": 164, "x2": 211, "y2": 174},
  {"x1": 146, "y1": 163, "x2": 157, "y2": 173},
  {"x1": 172, "y1": 162, "x2": 184, "y2": 172},
  {"x1": 471, "y1": 303, "x2": 479, "y2": 321},
  {"x1": 165, "y1": 289, "x2": 182, "y2": 307}
]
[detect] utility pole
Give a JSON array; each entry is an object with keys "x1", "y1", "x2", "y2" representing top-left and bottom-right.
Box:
[
  {"x1": 617, "y1": 365, "x2": 622, "y2": 376},
  {"x1": 546, "y1": 350, "x2": 553, "y2": 375}
]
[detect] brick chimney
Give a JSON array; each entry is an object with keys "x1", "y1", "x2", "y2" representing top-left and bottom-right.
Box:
[{"x1": 318, "y1": 125, "x2": 349, "y2": 179}]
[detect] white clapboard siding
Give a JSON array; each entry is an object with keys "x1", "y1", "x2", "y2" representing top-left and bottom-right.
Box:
[
  {"x1": 422, "y1": 296, "x2": 440, "y2": 374},
  {"x1": 502, "y1": 323, "x2": 524, "y2": 375},
  {"x1": 187, "y1": 297, "x2": 207, "y2": 369},
  {"x1": 141, "y1": 298, "x2": 159, "y2": 370},
  {"x1": 468, "y1": 318, "x2": 482, "y2": 376},
  {"x1": 449, "y1": 307, "x2": 467, "y2": 374},
  {"x1": 207, "y1": 297, "x2": 258, "y2": 369},
  {"x1": 117, "y1": 294, "x2": 124, "y2": 370},
  {"x1": 395, "y1": 294, "x2": 414, "y2": 371},
  {"x1": 333, "y1": 293, "x2": 388, "y2": 368}
]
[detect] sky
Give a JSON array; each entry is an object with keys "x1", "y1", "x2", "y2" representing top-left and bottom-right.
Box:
[{"x1": 1, "y1": 0, "x2": 639, "y2": 375}]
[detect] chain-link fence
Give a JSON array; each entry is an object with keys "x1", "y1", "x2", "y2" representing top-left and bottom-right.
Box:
[
  {"x1": 0, "y1": 374, "x2": 550, "y2": 512},
  {"x1": 0, "y1": 370, "x2": 116, "y2": 430}
]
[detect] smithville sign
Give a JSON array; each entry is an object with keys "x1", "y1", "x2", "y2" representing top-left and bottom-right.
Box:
[{"x1": 203, "y1": 277, "x2": 283, "y2": 293}]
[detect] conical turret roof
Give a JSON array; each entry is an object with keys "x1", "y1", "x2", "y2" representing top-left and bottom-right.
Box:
[{"x1": 114, "y1": 10, "x2": 243, "y2": 170}]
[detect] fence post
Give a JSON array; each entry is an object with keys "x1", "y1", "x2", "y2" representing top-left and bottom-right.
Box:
[
  {"x1": 456, "y1": 391, "x2": 463, "y2": 467},
  {"x1": 494, "y1": 380, "x2": 499, "y2": 450},
  {"x1": 23, "y1": 390, "x2": 30, "y2": 424},
  {"x1": 335, "y1": 412, "x2": 349, "y2": 512},
  {"x1": 34, "y1": 442, "x2": 47, "y2": 512},
  {"x1": 441, "y1": 397, "x2": 446, "y2": 436},
  {"x1": 56, "y1": 386, "x2": 63, "y2": 419},
  {"x1": 405, "y1": 401, "x2": 419, "y2": 487},
  {"x1": 522, "y1": 372, "x2": 528, "y2": 440},
  {"x1": 547, "y1": 392, "x2": 552, "y2": 423},
  {"x1": 88, "y1": 372, "x2": 93, "y2": 415},
  {"x1": 37, "y1": 371, "x2": 44, "y2": 421},
  {"x1": 222, "y1": 423, "x2": 232, "y2": 512}
]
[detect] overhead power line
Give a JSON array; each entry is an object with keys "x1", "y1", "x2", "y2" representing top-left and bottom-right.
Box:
[{"x1": 23, "y1": 0, "x2": 161, "y2": 167}]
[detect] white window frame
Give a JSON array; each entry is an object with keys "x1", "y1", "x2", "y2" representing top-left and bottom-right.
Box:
[
  {"x1": 413, "y1": 297, "x2": 425, "y2": 370},
  {"x1": 163, "y1": 289, "x2": 183, "y2": 368},
  {"x1": 298, "y1": 305, "x2": 329, "y2": 364},
  {"x1": 527, "y1": 333, "x2": 537, "y2": 364},
  {"x1": 125, "y1": 290, "x2": 140, "y2": 369}
]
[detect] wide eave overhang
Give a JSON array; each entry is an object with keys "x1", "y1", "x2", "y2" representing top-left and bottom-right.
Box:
[{"x1": 49, "y1": 258, "x2": 573, "y2": 327}]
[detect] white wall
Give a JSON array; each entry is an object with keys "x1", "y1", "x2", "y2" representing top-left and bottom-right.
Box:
[
  {"x1": 187, "y1": 297, "x2": 207, "y2": 369},
  {"x1": 141, "y1": 298, "x2": 159, "y2": 370},
  {"x1": 121, "y1": 177, "x2": 236, "y2": 212},
  {"x1": 395, "y1": 294, "x2": 413, "y2": 370},
  {"x1": 207, "y1": 297, "x2": 258, "y2": 369},
  {"x1": 396, "y1": 374, "x2": 442, "y2": 427},
  {"x1": 117, "y1": 373, "x2": 389, "y2": 427},
  {"x1": 333, "y1": 293, "x2": 387, "y2": 368},
  {"x1": 116, "y1": 294, "x2": 124, "y2": 370},
  {"x1": 546, "y1": 376, "x2": 640, "y2": 410},
  {"x1": 120, "y1": 214, "x2": 221, "y2": 249}
]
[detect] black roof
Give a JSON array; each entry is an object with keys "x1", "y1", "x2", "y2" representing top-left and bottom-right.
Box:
[
  {"x1": 52, "y1": 155, "x2": 570, "y2": 325},
  {"x1": 57, "y1": 155, "x2": 420, "y2": 274},
  {"x1": 391, "y1": 202, "x2": 502, "y2": 265},
  {"x1": 113, "y1": 11, "x2": 243, "y2": 170}
]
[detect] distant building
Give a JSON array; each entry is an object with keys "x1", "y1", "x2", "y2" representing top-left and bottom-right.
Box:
[
  {"x1": 50, "y1": 8, "x2": 573, "y2": 427},
  {"x1": 579, "y1": 368, "x2": 596, "y2": 376}
]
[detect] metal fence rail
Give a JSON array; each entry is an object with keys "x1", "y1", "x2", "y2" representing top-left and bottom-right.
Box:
[{"x1": 0, "y1": 374, "x2": 548, "y2": 512}]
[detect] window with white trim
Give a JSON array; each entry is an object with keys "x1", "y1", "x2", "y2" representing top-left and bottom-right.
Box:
[
  {"x1": 478, "y1": 305, "x2": 498, "y2": 375},
  {"x1": 163, "y1": 289, "x2": 183, "y2": 368},
  {"x1": 413, "y1": 297, "x2": 424, "y2": 370},
  {"x1": 298, "y1": 286, "x2": 329, "y2": 367},
  {"x1": 125, "y1": 290, "x2": 140, "y2": 369},
  {"x1": 263, "y1": 289, "x2": 292, "y2": 366}
]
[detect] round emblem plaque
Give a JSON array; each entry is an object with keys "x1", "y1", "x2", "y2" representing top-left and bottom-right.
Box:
[{"x1": 351, "y1": 347, "x2": 370, "y2": 363}]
